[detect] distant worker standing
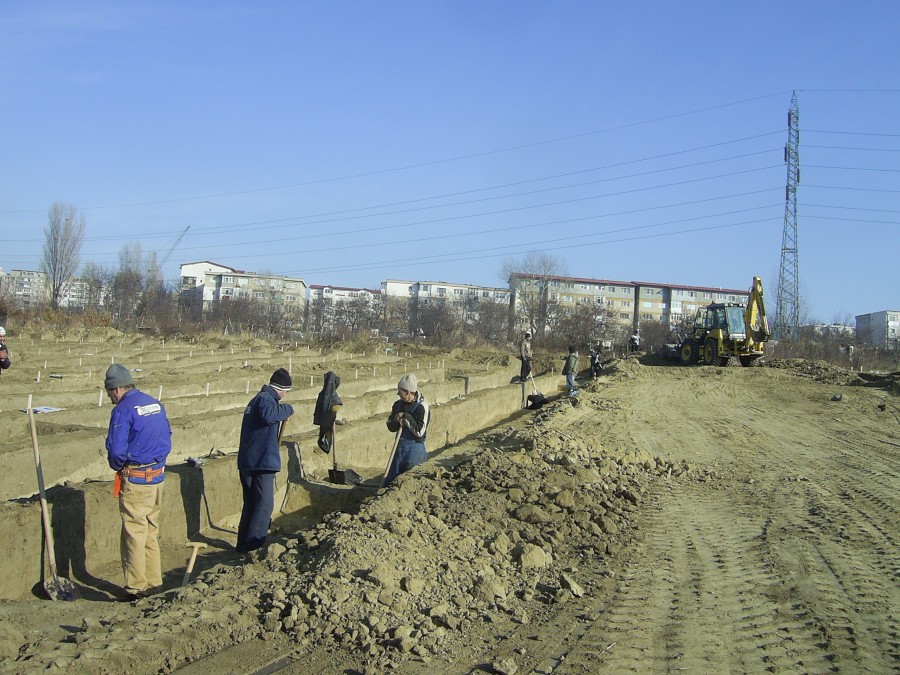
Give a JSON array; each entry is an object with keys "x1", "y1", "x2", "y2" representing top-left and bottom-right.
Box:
[
  {"x1": 385, "y1": 373, "x2": 430, "y2": 485},
  {"x1": 629, "y1": 332, "x2": 640, "y2": 353},
  {"x1": 236, "y1": 368, "x2": 294, "y2": 554},
  {"x1": 104, "y1": 363, "x2": 172, "y2": 601},
  {"x1": 561, "y1": 346, "x2": 579, "y2": 395},
  {"x1": 589, "y1": 341, "x2": 603, "y2": 380},
  {"x1": 518, "y1": 331, "x2": 533, "y2": 383},
  {"x1": 0, "y1": 327, "x2": 9, "y2": 375}
]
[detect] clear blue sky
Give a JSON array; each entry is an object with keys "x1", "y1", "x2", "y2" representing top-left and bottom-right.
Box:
[{"x1": 2, "y1": 1, "x2": 898, "y2": 323}]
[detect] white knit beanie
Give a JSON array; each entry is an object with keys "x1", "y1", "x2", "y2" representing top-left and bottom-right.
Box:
[{"x1": 397, "y1": 372, "x2": 418, "y2": 393}]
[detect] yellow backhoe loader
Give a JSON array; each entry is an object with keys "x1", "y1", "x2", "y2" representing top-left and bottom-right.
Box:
[{"x1": 679, "y1": 276, "x2": 770, "y2": 367}]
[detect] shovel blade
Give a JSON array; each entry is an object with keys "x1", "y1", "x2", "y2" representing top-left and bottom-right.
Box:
[
  {"x1": 44, "y1": 576, "x2": 80, "y2": 601},
  {"x1": 328, "y1": 469, "x2": 346, "y2": 485}
]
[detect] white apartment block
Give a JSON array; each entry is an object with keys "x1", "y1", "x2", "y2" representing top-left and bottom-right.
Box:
[
  {"x1": 309, "y1": 284, "x2": 380, "y2": 305},
  {"x1": 179, "y1": 261, "x2": 307, "y2": 317},
  {"x1": 855, "y1": 310, "x2": 899, "y2": 349},
  {"x1": 381, "y1": 279, "x2": 510, "y2": 305}
]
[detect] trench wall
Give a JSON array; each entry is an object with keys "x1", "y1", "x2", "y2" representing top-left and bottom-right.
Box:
[{"x1": 0, "y1": 374, "x2": 554, "y2": 600}]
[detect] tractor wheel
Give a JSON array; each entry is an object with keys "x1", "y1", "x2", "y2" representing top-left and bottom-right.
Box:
[
  {"x1": 703, "y1": 338, "x2": 719, "y2": 365},
  {"x1": 739, "y1": 354, "x2": 761, "y2": 367},
  {"x1": 679, "y1": 340, "x2": 700, "y2": 365},
  {"x1": 718, "y1": 355, "x2": 734, "y2": 367}
]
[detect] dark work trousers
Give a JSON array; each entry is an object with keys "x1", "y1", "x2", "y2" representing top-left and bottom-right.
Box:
[
  {"x1": 520, "y1": 357, "x2": 532, "y2": 382},
  {"x1": 236, "y1": 470, "x2": 276, "y2": 553},
  {"x1": 385, "y1": 438, "x2": 427, "y2": 485}
]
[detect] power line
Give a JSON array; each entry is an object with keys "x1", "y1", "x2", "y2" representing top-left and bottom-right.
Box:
[{"x1": 0, "y1": 94, "x2": 792, "y2": 215}]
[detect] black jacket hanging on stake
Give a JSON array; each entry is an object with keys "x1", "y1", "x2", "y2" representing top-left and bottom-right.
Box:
[{"x1": 313, "y1": 371, "x2": 343, "y2": 452}]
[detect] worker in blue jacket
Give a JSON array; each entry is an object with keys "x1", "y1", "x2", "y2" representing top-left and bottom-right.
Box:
[
  {"x1": 104, "y1": 363, "x2": 172, "y2": 601},
  {"x1": 236, "y1": 368, "x2": 294, "y2": 554}
]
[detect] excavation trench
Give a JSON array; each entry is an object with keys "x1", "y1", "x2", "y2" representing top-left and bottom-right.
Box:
[{"x1": 0, "y1": 373, "x2": 556, "y2": 601}]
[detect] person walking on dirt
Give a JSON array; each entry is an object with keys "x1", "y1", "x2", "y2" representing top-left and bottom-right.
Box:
[
  {"x1": 104, "y1": 363, "x2": 172, "y2": 601},
  {"x1": 518, "y1": 331, "x2": 533, "y2": 382},
  {"x1": 313, "y1": 371, "x2": 343, "y2": 453},
  {"x1": 236, "y1": 368, "x2": 294, "y2": 554},
  {"x1": 0, "y1": 327, "x2": 10, "y2": 375},
  {"x1": 562, "y1": 346, "x2": 579, "y2": 395},
  {"x1": 385, "y1": 373, "x2": 430, "y2": 485}
]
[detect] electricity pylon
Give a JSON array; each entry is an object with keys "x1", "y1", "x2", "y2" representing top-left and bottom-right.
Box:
[{"x1": 774, "y1": 91, "x2": 800, "y2": 341}]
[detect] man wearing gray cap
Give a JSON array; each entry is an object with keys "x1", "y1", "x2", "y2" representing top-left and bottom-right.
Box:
[
  {"x1": 104, "y1": 363, "x2": 172, "y2": 601},
  {"x1": 385, "y1": 373, "x2": 430, "y2": 484}
]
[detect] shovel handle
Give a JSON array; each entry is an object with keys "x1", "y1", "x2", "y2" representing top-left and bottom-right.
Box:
[
  {"x1": 381, "y1": 429, "x2": 402, "y2": 487},
  {"x1": 27, "y1": 398, "x2": 56, "y2": 573}
]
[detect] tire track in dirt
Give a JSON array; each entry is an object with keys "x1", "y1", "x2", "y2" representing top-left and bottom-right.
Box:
[{"x1": 553, "y1": 479, "x2": 838, "y2": 673}]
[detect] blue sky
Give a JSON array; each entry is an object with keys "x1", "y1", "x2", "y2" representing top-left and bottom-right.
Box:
[{"x1": 1, "y1": 1, "x2": 897, "y2": 323}]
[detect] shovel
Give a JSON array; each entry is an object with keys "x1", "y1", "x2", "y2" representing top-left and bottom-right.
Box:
[
  {"x1": 327, "y1": 429, "x2": 346, "y2": 485},
  {"x1": 380, "y1": 429, "x2": 402, "y2": 487},
  {"x1": 27, "y1": 395, "x2": 80, "y2": 601}
]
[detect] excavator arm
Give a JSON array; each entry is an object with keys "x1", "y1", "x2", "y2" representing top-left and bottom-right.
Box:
[{"x1": 745, "y1": 276, "x2": 770, "y2": 347}]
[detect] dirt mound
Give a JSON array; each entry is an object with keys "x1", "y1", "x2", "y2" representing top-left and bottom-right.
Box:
[
  {"x1": 763, "y1": 358, "x2": 866, "y2": 386},
  {"x1": 5, "y1": 395, "x2": 689, "y2": 673}
]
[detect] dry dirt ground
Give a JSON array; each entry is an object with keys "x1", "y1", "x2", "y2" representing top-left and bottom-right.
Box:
[{"x1": 1, "y1": 345, "x2": 898, "y2": 674}]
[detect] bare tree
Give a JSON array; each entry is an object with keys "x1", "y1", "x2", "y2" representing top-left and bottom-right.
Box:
[
  {"x1": 556, "y1": 301, "x2": 618, "y2": 351},
  {"x1": 41, "y1": 202, "x2": 86, "y2": 309},
  {"x1": 80, "y1": 262, "x2": 113, "y2": 311},
  {"x1": 470, "y1": 297, "x2": 510, "y2": 344},
  {"x1": 501, "y1": 251, "x2": 567, "y2": 340}
]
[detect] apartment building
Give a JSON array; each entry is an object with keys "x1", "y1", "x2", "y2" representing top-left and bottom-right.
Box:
[
  {"x1": 0, "y1": 269, "x2": 93, "y2": 310},
  {"x1": 855, "y1": 310, "x2": 899, "y2": 349},
  {"x1": 179, "y1": 261, "x2": 307, "y2": 318},
  {"x1": 381, "y1": 279, "x2": 510, "y2": 305},
  {"x1": 510, "y1": 273, "x2": 750, "y2": 332},
  {"x1": 309, "y1": 284, "x2": 380, "y2": 306}
]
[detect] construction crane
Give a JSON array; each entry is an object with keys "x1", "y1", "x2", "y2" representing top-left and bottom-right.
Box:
[{"x1": 146, "y1": 226, "x2": 190, "y2": 286}]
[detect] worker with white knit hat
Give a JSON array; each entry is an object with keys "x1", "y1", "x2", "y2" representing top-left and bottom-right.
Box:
[{"x1": 385, "y1": 373, "x2": 430, "y2": 485}]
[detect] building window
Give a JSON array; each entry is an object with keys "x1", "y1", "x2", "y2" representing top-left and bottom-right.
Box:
[
  {"x1": 237, "y1": 278, "x2": 248, "y2": 286},
  {"x1": 254, "y1": 291, "x2": 264, "y2": 299},
  {"x1": 621, "y1": 300, "x2": 630, "y2": 307},
  {"x1": 223, "y1": 276, "x2": 233, "y2": 284},
  {"x1": 643, "y1": 301, "x2": 653, "y2": 308}
]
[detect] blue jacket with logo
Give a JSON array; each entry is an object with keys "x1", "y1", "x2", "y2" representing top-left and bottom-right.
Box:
[
  {"x1": 238, "y1": 385, "x2": 294, "y2": 472},
  {"x1": 106, "y1": 388, "x2": 172, "y2": 471}
]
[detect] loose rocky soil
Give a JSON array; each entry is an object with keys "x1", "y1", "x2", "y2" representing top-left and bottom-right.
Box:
[{"x1": 1, "y1": 346, "x2": 898, "y2": 674}]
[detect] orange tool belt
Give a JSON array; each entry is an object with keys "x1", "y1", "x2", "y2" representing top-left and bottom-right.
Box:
[{"x1": 113, "y1": 462, "x2": 165, "y2": 496}]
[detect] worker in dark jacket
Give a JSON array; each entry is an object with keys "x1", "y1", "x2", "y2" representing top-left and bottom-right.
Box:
[
  {"x1": 0, "y1": 326, "x2": 10, "y2": 375},
  {"x1": 104, "y1": 363, "x2": 172, "y2": 601},
  {"x1": 236, "y1": 368, "x2": 294, "y2": 554},
  {"x1": 385, "y1": 373, "x2": 430, "y2": 485}
]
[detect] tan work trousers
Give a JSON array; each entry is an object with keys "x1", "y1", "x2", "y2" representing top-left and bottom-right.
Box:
[{"x1": 119, "y1": 479, "x2": 163, "y2": 594}]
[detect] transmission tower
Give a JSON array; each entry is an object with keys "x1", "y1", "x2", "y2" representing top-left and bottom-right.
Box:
[{"x1": 774, "y1": 91, "x2": 800, "y2": 340}]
